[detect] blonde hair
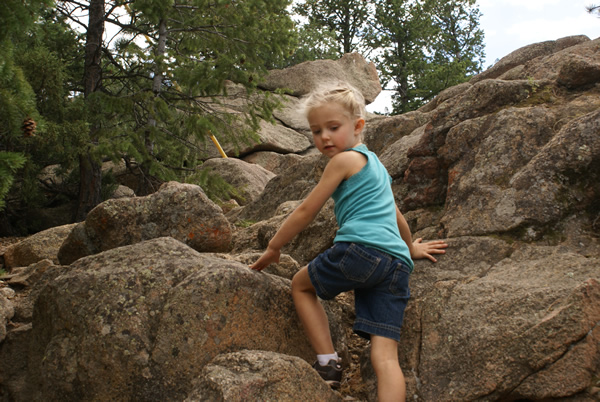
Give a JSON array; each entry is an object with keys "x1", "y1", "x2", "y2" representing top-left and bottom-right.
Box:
[{"x1": 303, "y1": 82, "x2": 366, "y2": 121}]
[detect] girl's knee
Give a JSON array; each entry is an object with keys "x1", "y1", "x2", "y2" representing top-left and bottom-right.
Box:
[
  {"x1": 291, "y1": 266, "x2": 312, "y2": 293},
  {"x1": 370, "y1": 336, "x2": 400, "y2": 371},
  {"x1": 371, "y1": 353, "x2": 397, "y2": 375}
]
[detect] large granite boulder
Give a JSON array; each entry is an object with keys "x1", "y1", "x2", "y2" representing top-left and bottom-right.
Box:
[
  {"x1": 198, "y1": 157, "x2": 275, "y2": 206},
  {"x1": 58, "y1": 181, "x2": 233, "y2": 265},
  {"x1": 436, "y1": 95, "x2": 600, "y2": 238},
  {"x1": 260, "y1": 52, "x2": 382, "y2": 104},
  {"x1": 27, "y1": 237, "x2": 347, "y2": 401},
  {"x1": 2, "y1": 224, "x2": 76, "y2": 269},
  {"x1": 402, "y1": 241, "x2": 600, "y2": 401}
]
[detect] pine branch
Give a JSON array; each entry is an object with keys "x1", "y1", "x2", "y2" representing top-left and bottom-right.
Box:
[{"x1": 55, "y1": 1, "x2": 89, "y2": 31}]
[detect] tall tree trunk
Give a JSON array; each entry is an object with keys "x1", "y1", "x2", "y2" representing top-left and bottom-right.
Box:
[
  {"x1": 139, "y1": 18, "x2": 167, "y2": 195},
  {"x1": 75, "y1": 0, "x2": 104, "y2": 221}
]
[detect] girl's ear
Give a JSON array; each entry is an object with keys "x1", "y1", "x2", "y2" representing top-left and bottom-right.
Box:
[{"x1": 354, "y1": 118, "x2": 365, "y2": 135}]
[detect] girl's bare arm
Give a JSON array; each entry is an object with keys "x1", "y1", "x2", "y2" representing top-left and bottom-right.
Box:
[{"x1": 250, "y1": 152, "x2": 364, "y2": 271}]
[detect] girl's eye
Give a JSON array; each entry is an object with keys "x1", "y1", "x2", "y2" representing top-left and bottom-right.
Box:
[{"x1": 330, "y1": 126, "x2": 339, "y2": 131}]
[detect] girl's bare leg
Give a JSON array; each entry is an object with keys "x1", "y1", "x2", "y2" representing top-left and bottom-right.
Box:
[
  {"x1": 291, "y1": 266, "x2": 335, "y2": 354},
  {"x1": 371, "y1": 335, "x2": 406, "y2": 401}
]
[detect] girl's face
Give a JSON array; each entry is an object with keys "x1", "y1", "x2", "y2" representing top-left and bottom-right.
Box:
[{"x1": 307, "y1": 102, "x2": 365, "y2": 158}]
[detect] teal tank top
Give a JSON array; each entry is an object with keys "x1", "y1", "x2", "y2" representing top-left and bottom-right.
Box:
[{"x1": 332, "y1": 144, "x2": 414, "y2": 270}]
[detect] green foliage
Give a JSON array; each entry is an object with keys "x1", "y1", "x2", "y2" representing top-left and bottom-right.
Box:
[
  {"x1": 275, "y1": 22, "x2": 339, "y2": 68},
  {"x1": 0, "y1": 152, "x2": 27, "y2": 210},
  {"x1": 16, "y1": 27, "x2": 88, "y2": 172},
  {"x1": 185, "y1": 168, "x2": 243, "y2": 204},
  {"x1": 0, "y1": 41, "x2": 40, "y2": 145},
  {"x1": 293, "y1": 0, "x2": 372, "y2": 56},
  {"x1": 292, "y1": 0, "x2": 484, "y2": 114},
  {"x1": 235, "y1": 219, "x2": 256, "y2": 228},
  {"x1": 1, "y1": 13, "x2": 88, "y2": 220},
  {"x1": 370, "y1": 0, "x2": 433, "y2": 114},
  {"x1": 373, "y1": 0, "x2": 485, "y2": 114},
  {"x1": 103, "y1": 0, "x2": 297, "y2": 188},
  {"x1": 412, "y1": 0, "x2": 485, "y2": 107},
  {"x1": 0, "y1": 39, "x2": 41, "y2": 212},
  {"x1": 518, "y1": 79, "x2": 557, "y2": 108},
  {"x1": 0, "y1": 0, "x2": 53, "y2": 42},
  {"x1": 2, "y1": 0, "x2": 299, "y2": 229},
  {"x1": 100, "y1": 170, "x2": 120, "y2": 201}
]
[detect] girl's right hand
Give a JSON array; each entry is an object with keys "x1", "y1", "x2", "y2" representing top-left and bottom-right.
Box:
[{"x1": 249, "y1": 246, "x2": 281, "y2": 271}]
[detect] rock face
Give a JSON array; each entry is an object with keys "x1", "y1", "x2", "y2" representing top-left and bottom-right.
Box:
[
  {"x1": 400, "y1": 241, "x2": 600, "y2": 401},
  {"x1": 1, "y1": 38, "x2": 600, "y2": 401},
  {"x1": 358, "y1": 35, "x2": 600, "y2": 400},
  {"x1": 471, "y1": 35, "x2": 591, "y2": 83}
]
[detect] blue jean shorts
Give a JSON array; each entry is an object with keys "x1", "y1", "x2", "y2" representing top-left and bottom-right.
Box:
[{"x1": 307, "y1": 242, "x2": 411, "y2": 341}]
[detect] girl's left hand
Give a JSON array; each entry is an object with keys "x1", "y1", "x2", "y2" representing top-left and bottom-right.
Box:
[{"x1": 411, "y1": 238, "x2": 448, "y2": 263}]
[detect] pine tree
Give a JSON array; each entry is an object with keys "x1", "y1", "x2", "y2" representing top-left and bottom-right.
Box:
[
  {"x1": 413, "y1": 0, "x2": 484, "y2": 107},
  {"x1": 293, "y1": 0, "x2": 373, "y2": 57},
  {"x1": 51, "y1": 0, "x2": 296, "y2": 217},
  {"x1": 276, "y1": 21, "x2": 339, "y2": 68},
  {"x1": 0, "y1": 152, "x2": 26, "y2": 211},
  {"x1": 1, "y1": 0, "x2": 53, "y2": 42},
  {"x1": 371, "y1": 0, "x2": 484, "y2": 114},
  {"x1": 0, "y1": 6, "x2": 92, "y2": 233},
  {"x1": 0, "y1": 40, "x2": 39, "y2": 215},
  {"x1": 16, "y1": 11, "x2": 88, "y2": 191},
  {"x1": 112, "y1": 0, "x2": 296, "y2": 192},
  {"x1": 371, "y1": 0, "x2": 434, "y2": 114},
  {"x1": 0, "y1": 0, "x2": 53, "y2": 218}
]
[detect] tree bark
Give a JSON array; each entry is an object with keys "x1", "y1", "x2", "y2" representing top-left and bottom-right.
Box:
[
  {"x1": 76, "y1": 0, "x2": 104, "y2": 221},
  {"x1": 139, "y1": 18, "x2": 167, "y2": 195}
]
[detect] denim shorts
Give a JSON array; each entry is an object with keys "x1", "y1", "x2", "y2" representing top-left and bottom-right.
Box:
[{"x1": 307, "y1": 242, "x2": 411, "y2": 341}]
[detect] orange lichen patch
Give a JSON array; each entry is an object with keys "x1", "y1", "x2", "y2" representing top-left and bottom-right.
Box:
[
  {"x1": 448, "y1": 168, "x2": 461, "y2": 187},
  {"x1": 188, "y1": 232, "x2": 195, "y2": 239},
  {"x1": 197, "y1": 223, "x2": 231, "y2": 239}
]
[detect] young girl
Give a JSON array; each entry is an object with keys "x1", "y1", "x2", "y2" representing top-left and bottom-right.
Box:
[{"x1": 250, "y1": 82, "x2": 447, "y2": 401}]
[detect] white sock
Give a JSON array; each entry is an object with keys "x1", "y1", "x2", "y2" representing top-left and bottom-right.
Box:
[{"x1": 317, "y1": 352, "x2": 338, "y2": 366}]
